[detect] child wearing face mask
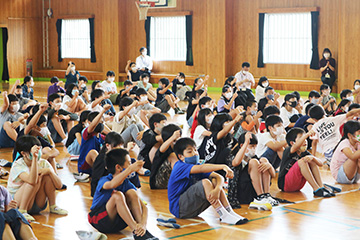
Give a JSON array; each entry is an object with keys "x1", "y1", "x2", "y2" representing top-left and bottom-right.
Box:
[
  {"x1": 126, "y1": 60, "x2": 143, "y2": 82},
  {"x1": 334, "y1": 99, "x2": 351, "y2": 116},
  {"x1": 155, "y1": 78, "x2": 184, "y2": 114},
  {"x1": 319, "y1": 84, "x2": 337, "y2": 115},
  {"x1": 257, "y1": 87, "x2": 280, "y2": 114},
  {"x1": 234, "y1": 100, "x2": 262, "y2": 139},
  {"x1": 8, "y1": 135, "x2": 67, "y2": 222},
  {"x1": 0, "y1": 92, "x2": 28, "y2": 148},
  {"x1": 61, "y1": 83, "x2": 88, "y2": 115},
  {"x1": 190, "y1": 96, "x2": 213, "y2": 138},
  {"x1": 21, "y1": 76, "x2": 34, "y2": 100},
  {"x1": 228, "y1": 132, "x2": 276, "y2": 210},
  {"x1": 65, "y1": 61, "x2": 80, "y2": 89},
  {"x1": 280, "y1": 93, "x2": 301, "y2": 131},
  {"x1": 47, "y1": 76, "x2": 66, "y2": 102},
  {"x1": 217, "y1": 85, "x2": 237, "y2": 114},
  {"x1": 137, "y1": 73, "x2": 156, "y2": 101},
  {"x1": 279, "y1": 128, "x2": 334, "y2": 197},
  {"x1": 255, "y1": 76, "x2": 269, "y2": 102},
  {"x1": 193, "y1": 108, "x2": 214, "y2": 148},
  {"x1": 134, "y1": 88, "x2": 161, "y2": 128},
  {"x1": 101, "y1": 71, "x2": 117, "y2": 96},
  {"x1": 256, "y1": 115, "x2": 287, "y2": 169},
  {"x1": 172, "y1": 72, "x2": 192, "y2": 101},
  {"x1": 303, "y1": 90, "x2": 322, "y2": 115},
  {"x1": 113, "y1": 97, "x2": 144, "y2": 147}
]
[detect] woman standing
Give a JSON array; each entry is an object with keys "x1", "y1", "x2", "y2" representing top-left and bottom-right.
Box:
[{"x1": 319, "y1": 48, "x2": 336, "y2": 89}]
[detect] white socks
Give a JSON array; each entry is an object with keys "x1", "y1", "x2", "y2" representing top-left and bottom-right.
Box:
[
  {"x1": 225, "y1": 205, "x2": 246, "y2": 220},
  {"x1": 216, "y1": 205, "x2": 244, "y2": 225}
]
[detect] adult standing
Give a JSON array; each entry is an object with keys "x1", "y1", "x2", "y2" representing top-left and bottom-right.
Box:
[
  {"x1": 136, "y1": 47, "x2": 153, "y2": 74},
  {"x1": 319, "y1": 48, "x2": 336, "y2": 89},
  {"x1": 65, "y1": 61, "x2": 80, "y2": 89}
]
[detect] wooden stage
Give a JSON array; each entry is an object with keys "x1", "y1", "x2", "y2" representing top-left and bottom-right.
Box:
[{"x1": 0, "y1": 81, "x2": 359, "y2": 240}]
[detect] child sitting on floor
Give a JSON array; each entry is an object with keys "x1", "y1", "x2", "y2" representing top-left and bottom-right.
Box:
[
  {"x1": 88, "y1": 149, "x2": 158, "y2": 239},
  {"x1": 155, "y1": 78, "x2": 184, "y2": 114},
  {"x1": 168, "y1": 137, "x2": 248, "y2": 225}
]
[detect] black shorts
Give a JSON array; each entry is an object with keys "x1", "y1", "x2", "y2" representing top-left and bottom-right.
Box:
[
  {"x1": 88, "y1": 205, "x2": 127, "y2": 233},
  {"x1": 0, "y1": 209, "x2": 31, "y2": 239}
]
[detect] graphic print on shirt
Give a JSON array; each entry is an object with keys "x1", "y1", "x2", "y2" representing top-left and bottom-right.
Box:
[
  {"x1": 205, "y1": 138, "x2": 216, "y2": 162},
  {"x1": 316, "y1": 121, "x2": 335, "y2": 140}
]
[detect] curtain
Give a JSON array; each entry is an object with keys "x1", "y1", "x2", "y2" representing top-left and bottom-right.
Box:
[
  {"x1": 56, "y1": 19, "x2": 62, "y2": 62},
  {"x1": 89, "y1": 18, "x2": 96, "y2": 62},
  {"x1": 0, "y1": 28, "x2": 9, "y2": 81},
  {"x1": 145, "y1": 17, "x2": 151, "y2": 56},
  {"x1": 257, "y1": 13, "x2": 265, "y2": 68},
  {"x1": 310, "y1": 11, "x2": 320, "y2": 69},
  {"x1": 185, "y1": 15, "x2": 193, "y2": 66}
]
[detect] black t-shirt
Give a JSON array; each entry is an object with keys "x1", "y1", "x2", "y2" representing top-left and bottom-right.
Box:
[
  {"x1": 139, "y1": 129, "x2": 158, "y2": 170},
  {"x1": 186, "y1": 91, "x2": 197, "y2": 120},
  {"x1": 258, "y1": 97, "x2": 269, "y2": 113},
  {"x1": 150, "y1": 147, "x2": 173, "y2": 189},
  {"x1": 129, "y1": 70, "x2": 142, "y2": 82},
  {"x1": 172, "y1": 78, "x2": 186, "y2": 94},
  {"x1": 319, "y1": 58, "x2": 336, "y2": 78},
  {"x1": 198, "y1": 132, "x2": 232, "y2": 165},
  {"x1": 278, "y1": 147, "x2": 311, "y2": 191},
  {"x1": 66, "y1": 123, "x2": 84, "y2": 148}
]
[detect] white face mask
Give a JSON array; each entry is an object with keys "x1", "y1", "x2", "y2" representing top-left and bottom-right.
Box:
[
  {"x1": 71, "y1": 66, "x2": 76, "y2": 72},
  {"x1": 347, "y1": 96, "x2": 354, "y2": 102},
  {"x1": 206, "y1": 115, "x2": 214, "y2": 125},
  {"x1": 128, "y1": 108, "x2": 136, "y2": 116},
  {"x1": 140, "y1": 96, "x2": 147, "y2": 102},
  {"x1": 355, "y1": 85, "x2": 360, "y2": 90},
  {"x1": 81, "y1": 83, "x2": 86, "y2": 88},
  {"x1": 143, "y1": 78, "x2": 149, "y2": 84},
  {"x1": 344, "y1": 106, "x2": 349, "y2": 112},
  {"x1": 262, "y1": 82, "x2": 269, "y2": 88},
  {"x1": 142, "y1": 51, "x2": 147, "y2": 56},
  {"x1": 30, "y1": 81, "x2": 34, "y2": 87},
  {"x1": 11, "y1": 104, "x2": 20, "y2": 113},
  {"x1": 178, "y1": 78, "x2": 185, "y2": 83},
  {"x1": 40, "y1": 127, "x2": 48, "y2": 137},
  {"x1": 108, "y1": 77, "x2": 115, "y2": 82},
  {"x1": 204, "y1": 105, "x2": 213, "y2": 112},
  {"x1": 224, "y1": 92, "x2": 232, "y2": 100},
  {"x1": 132, "y1": 67, "x2": 137, "y2": 72},
  {"x1": 54, "y1": 102, "x2": 62, "y2": 109},
  {"x1": 245, "y1": 148, "x2": 256, "y2": 158},
  {"x1": 323, "y1": 53, "x2": 330, "y2": 59},
  {"x1": 273, "y1": 126, "x2": 284, "y2": 136},
  {"x1": 311, "y1": 98, "x2": 319, "y2": 104}
]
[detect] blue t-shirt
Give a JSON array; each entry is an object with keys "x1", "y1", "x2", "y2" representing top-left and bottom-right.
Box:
[
  {"x1": 65, "y1": 71, "x2": 80, "y2": 88},
  {"x1": 294, "y1": 115, "x2": 310, "y2": 129},
  {"x1": 156, "y1": 88, "x2": 176, "y2": 104},
  {"x1": 91, "y1": 173, "x2": 136, "y2": 210},
  {"x1": 78, "y1": 128, "x2": 105, "y2": 173},
  {"x1": 167, "y1": 160, "x2": 211, "y2": 218}
]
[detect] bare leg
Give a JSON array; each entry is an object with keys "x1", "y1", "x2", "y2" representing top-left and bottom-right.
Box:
[
  {"x1": 259, "y1": 158, "x2": 271, "y2": 193},
  {"x1": 298, "y1": 159, "x2": 321, "y2": 191},
  {"x1": 66, "y1": 120, "x2": 74, "y2": 135},
  {"x1": 248, "y1": 159, "x2": 264, "y2": 195},
  {"x1": 3, "y1": 224, "x2": 16, "y2": 240},
  {"x1": 35, "y1": 175, "x2": 56, "y2": 207},
  {"x1": 125, "y1": 190, "x2": 143, "y2": 223},
  {"x1": 149, "y1": 144, "x2": 160, "y2": 163},
  {"x1": 342, "y1": 158, "x2": 359, "y2": 180},
  {"x1": 3, "y1": 122, "x2": 18, "y2": 141},
  {"x1": 85, "y1": 150, "x2": 98, "y2": 167},
  {"x1": 18, "y1": 222, "x2": 37, "y2": 240},
  {"x1": 51, "y1": 118, "x2": 67, "y2": 140},
  {"x1": 165, "y1": 95, "x2": 176, "y2": 109},
  {"x1": 308, "y1": 160, "x2": 324, "y2": 188},
  {"x1": 202, "y1": 179, "x2": 221, "y2": 208},
  {"x1": 14, "y1": 181, "x2": 42, "y2": 211},
  {"x1": 140, "y1": 110, "x2": 150, "y2": 128}
]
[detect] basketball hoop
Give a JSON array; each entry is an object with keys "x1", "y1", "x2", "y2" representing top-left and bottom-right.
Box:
[{"x1": 135, "y1": 1, "x2": 155, "y2": 21}]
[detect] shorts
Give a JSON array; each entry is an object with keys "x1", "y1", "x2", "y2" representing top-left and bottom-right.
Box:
[
  {"x1": 155, "y1": 99, "x2": 171, "y2": 113},
  {"x1": 79, "y1": 160, "x2": 92, "y2": 175},
  {"x1": 0, "y1": 209, "x2": 31, "y2": 239},
  {"x1": 88, "y1": 204, "x2": 127, "y2": 233},
  {"x1": 284, "y1": 162, "x2": 307, "y2": 192},
  {"x1": 178, "y1": 180, "x2": 211, "y2": 219},
  {"x1": 336, "y1": 165, "x2": 360, "y2": 184},
  {"x1": 0, "y1": 127, "x2": 16, "y2": 148},
  {"x1": 154, "y1": 160, "x2": 172, "y2": 189},
  {"x1": 28, "y1": 201, "x2": 48, "y2": 215},
  {"x1": 261, "y1": 148, "x2": 281, "y2": 169},
  {"x1": 48, "y1": 118, "x2": 67, "y2": 143},
  {"x1": 67, "y1": 140, "x2": 81, "y2": 156}
]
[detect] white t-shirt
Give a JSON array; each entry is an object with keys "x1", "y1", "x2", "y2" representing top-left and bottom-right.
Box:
[
  {"x1": 255, "y1": 85, "x2": 266, "y2": 102},
  {"x1": 91, "y1": 103, "x2": 103, "y2": 113},
  {"x1": 61, "y1": 95, "x2": 72, "y2": 111},
  {"x1": 311, "y1": 114, "x2": 347, "y2": 153},
  {"x1": 136, "y1": 55, "x2": 153, "y2": 71},
  {"x1": 234, "y1": 70, "x2": 255, "y2": 89},
  {"x1": 256, "y1": 132, "x2": 285, "y2": 157},
  {"x1": 193, "y1": 125, "x2": 207, "y2": 148},
  {"x1": 280, "y1": 107, "x2": 299, "y2": 128},
  {"x1": 100, "y1": 80, "x2": 117, "y2": 94}
]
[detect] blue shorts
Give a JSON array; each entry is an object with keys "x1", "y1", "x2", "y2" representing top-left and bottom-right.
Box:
[
  {"x1": 67, "y1": 140, "x2": 81, "y2": 156},
  {"x1": 0, "y1": 127, "x2": 16, "y2": 148},
  {"x1": 0, "y1": 209, "x2": 31, "y2": 238},
  {"x1": 261, "y1": 147, "x2": 281, "y2": 169},
  {"x1": 47, "y1": 119, "x2": 67, "y2": 143},
  {"x1": 337, "y1": 165, "x2": 360, "y2": 184}
]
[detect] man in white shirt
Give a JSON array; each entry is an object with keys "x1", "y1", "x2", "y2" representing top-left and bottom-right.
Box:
[
  {"x1": 234, "y1": 62, "x2": 255, "y2": 89},
  {"x1": 136, "y1": 47, "x2": 153, "y2": 73}
]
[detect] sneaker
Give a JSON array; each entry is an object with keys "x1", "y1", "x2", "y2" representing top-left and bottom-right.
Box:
[
  {"x1": 61, "y1": 136, "x2": 68, "y2": 146},
  {"x1": 76, "y1": 230, "x2": 107, "y2": 240},
  {"x1": 22, "y1": 212, "x2": 35, "y2": 222},
  {"x1": 313, "y1": 187, "x2": 332, "y2": 198},
  {"x1": 50, "y1": 205, "x2": 68, "y2": 215},
  {"x1": 264, "y1": 193, "x2": 279, "y2": 206},
  {"x1": 69, "y1": 155, "x2": 80, "y2": 161},
  {"x1": 174, "y1": 108, "x2": 185, "y2": 114},
  {"x1": 56, "y1": 162, "x2": 63, "y2": 169},
  {"x1": 73, "y1": 172, "x2": 90, "y2": 182},
  {"x1": 133, "y1": 230, "x2": 159, "y2": 240},
  {"x1": 157, "y1": 221, "x2": 181, "y2": 229},
  {"x1": 249, "y1": 195, "x2": 272, "y2": 211},
  {"x1": 0, "y1": 159, "x2": 12, "y2": 167},
  {"x1": 156, "y1": 215, "x2": 177, "y2": 223},
  {"x1": 57, "y1": 184, "x2": 67, "y2": 190}
]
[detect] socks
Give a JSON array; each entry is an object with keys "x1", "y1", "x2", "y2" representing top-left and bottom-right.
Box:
[
  {"x1": 216, "y1": 205, "x2": 244, "y2": 225},
  {"x1": 225, "y1": 205, "x2": 246, "y2": 220}
]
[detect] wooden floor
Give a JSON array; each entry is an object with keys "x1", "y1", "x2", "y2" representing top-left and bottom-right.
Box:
[{"x1": 1, "y1": 81, "x2": 360, "y2": 240}]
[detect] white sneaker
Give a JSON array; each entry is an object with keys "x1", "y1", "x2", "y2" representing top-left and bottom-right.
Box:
[
  {"x1": 61, "y1": 136, "x2": 68, "y2": 145},
  {"x1": 76, "y1": 231, "x2": 107, "y2": 240},
  {"x1": 249, "y1": 196, "x2": 272, "y2": 211},
  {"x1": 73, "y1": 173, "x2": 90, "y2": 182},
  {"x1": 264, "y1": 193, "x2": 279, "y2": 206}
]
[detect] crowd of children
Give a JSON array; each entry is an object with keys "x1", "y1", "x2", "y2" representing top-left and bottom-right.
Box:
[{"x1": 1, "y1": 57, "x2": 360, "y2": 239}]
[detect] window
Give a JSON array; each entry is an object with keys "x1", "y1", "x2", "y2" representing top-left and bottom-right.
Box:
[
  {"x1": 61, "y1": 19, "x2": 91, "y2": 59},
  {"x1": 263, "y1": 12, "x2": 312, "y2": 64},
  {"x1": 150, "y1": 16, "x2": 186, "y2": 61}
]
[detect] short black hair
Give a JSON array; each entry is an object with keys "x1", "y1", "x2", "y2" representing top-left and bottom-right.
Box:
[
  {"x1": 67, "y1": 61, "x2": 75, "y2": 66},
  {"x1": 305, "y1": 103, "x2": 315, "y2": 115},
  {"x1": 48, "y1": 93, "x2": 61, "y2": 103},
  {"x1": 8, "y1": 94, "x2": 19, "y2": 103},
  {"x1": 149, "y1": 113, "x2": 167, "y2": 131},
  {"x1": 16, "y1": 85, "x2": 22, "y2": 89},
  {"x1": 197, "y1": 108, "x2": 213, "y2": 129},
  {"x1": 308, "y1": 90, "x2": 320, "y2": 99},
  {"x1": 105, "y1": 132, "x2": 124, "y2": 148},
  {"x1": 292, "y1": 91, "x2": 300, "y2": 101},
  {"x1": 26, "y1": 113, "x2": 47, "y2": 126},
  {"x1": 124, "y1": 80, "x2": 133, "y2": 86},
  {"x1": 159, "y1": 78, "x2": 170, "y2": 86},
  {"x1": 322, "y1": 48, "x2": 332, "y2": 57},
  {"x1": 106, "y1": 71, "x2": 115, "y2": 77},
  {"x1": 79, "y1": 110, "x2": 91, "y2": 124},
  {"x1": 320, "y1": 84, "x2": 330, "y2": 92},
  {"x1": 225, "y1": 76, "x2": 235, "y2": 86},
  {"x1": 284, "y1": 93, "x2": 296, "y2": 103},
  {"x1": 105, "y1": 149, "x2": 129, "y2": 174},
  {"x1": 354, "y1": 79, "x2": 360, "y2": 86},
  {"x1": 265, "y1": 115, "x2": 283, "y2": 131},
  {"x1": 16, "y1": 135, "x2": 41, "y2": 155},
  {"x1": 210, "y1": 113, "x2": 233, "y2": 132},
  {"x1": 161, "y1": 124, "x2": 181, "y2": 142},
  {"x1": 119, "y1": 97, "x2": 134, "y2": 110},
  {"x1": 178, "y1": 72, "x2": 185, "y2": 78},
  {"x1": 258, "y1": 76, "x2": 268, "y2": 87},
  {"x1": 222, "y1": 84, "x2": 232, "y2": 93},
  {"x1": 340, "y1": 89, "x2": 352, "y2": 99},
  {"x1": 242, "y1": 62, "x2": 250, "y2": 68},
  {"x1": 349, "y1": 103, "x2": 360, "y2": 111},
  {"x1": 174, "y1": 137, "x2": 196, "y2": 159},
  {"x1": 286, "y1": 127, "x2": 305, "y2": 146},
  {"x1": 136, "y1": 88, "x2": 147, "y2": 97},
  {"x1": 139, "y1": 47, "x2": 146, "y2": 53},
  {"x1": 92, "y1": 80, "x2": 101, "y2": 92},
  {"x1": 140, "y1": 73, "x2": 150, "y2": 80},
  {"x1": 50, "y1": 76, "x2": 59, "y2": 84},
  {"x1": 263, "y1": 105, "x2": 280, "y2": 119},
  {"x1": 199, "y1": 96, "x2": 212, "y2": 109},
  {"x1": 91, "y1": 89, "x2": 104, "y2": 102},
  {"x1": 79, "y1": 76, "x2": 88, "y2": 83},
  {"x1": 23, "y1": 76, "x2": 32, "y2": 84},
  {"x1": 238, "y1": 132, "x2": 258, "y2": 145},
  {"x1": 264, "y1": 86, "x2": 274, "y2": 93},
  {"x1": 88, "y1": 111, "x2": 100, "y2": 122},
  {"x1": 246, "y1": 100, "x2": 256, "y2": 110},
  {"x1": 309, "y1": 105, "x2": 325, "y2": 120}
]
